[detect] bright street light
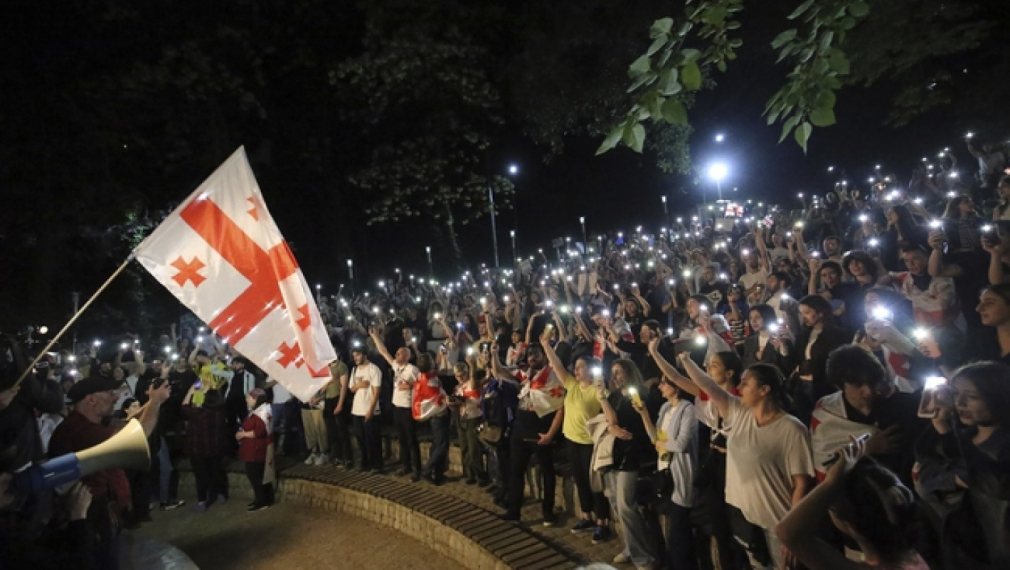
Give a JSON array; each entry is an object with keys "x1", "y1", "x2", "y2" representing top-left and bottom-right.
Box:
[
  {"x1": 508, "y1": 164, "x2": 518, "y2": 175},
  {"x1": 715, "y1": 133, "x2": 725, "y2": 143},
  {"x1": 708, "y1": 162, "x2": 728, "y2": 182}
]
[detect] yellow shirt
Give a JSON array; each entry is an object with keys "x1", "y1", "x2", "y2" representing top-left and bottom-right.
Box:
[{"x1": 561, "y1": 376, "x2": 602, "y2": 445}]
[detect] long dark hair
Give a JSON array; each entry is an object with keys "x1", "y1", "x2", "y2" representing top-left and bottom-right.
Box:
[
  {"x1": 798, "y1": 294, "x2": 837, "y2": 329},
  {"x1": 950, "y1": 361, "x2": 1010, "y2": 426}
]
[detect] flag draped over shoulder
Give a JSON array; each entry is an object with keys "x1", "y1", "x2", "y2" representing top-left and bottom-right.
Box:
[
  {"x1": 518, "y1": 366, "x2": 565, "y2": 417},
  {"x1": 134, "y1": 147, "x2": 336, "y2": 401}
]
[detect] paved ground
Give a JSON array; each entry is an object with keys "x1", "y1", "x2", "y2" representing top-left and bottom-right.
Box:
[{"x1": 130, "y1": 494, "x2": 467, "y2": 570}]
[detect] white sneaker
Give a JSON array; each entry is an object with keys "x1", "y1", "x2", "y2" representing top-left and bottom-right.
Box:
[
  {"x1": 613, "y1": 553, "x2": 630, "y2": 564},
  {"x1": 314, "y1": 453, "x2": 328, "y2": 466},
  {"x1": 305, "y1": 453, "x2": 318, "y2": 465}
]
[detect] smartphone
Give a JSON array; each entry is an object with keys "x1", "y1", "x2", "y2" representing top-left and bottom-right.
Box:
[{"x1": 917, "y1": 376, "x2": 948, "y2": 418}]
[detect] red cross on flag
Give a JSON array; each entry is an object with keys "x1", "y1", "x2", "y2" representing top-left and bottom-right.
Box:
[{"x1": 134, "y1": 147, "x2": 336, "y2": 401}]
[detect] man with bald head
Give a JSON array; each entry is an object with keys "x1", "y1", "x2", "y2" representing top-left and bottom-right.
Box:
[{"x1": 370, "y1": 328, "x2": 421, "y2": 480}]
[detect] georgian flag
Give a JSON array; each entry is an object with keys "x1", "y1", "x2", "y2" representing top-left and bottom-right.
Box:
[
  {"x1": 412, "y1": 372, "x2": 447, "y2": 421},
  {"x1": 518, "y1": 366, "x2": 565, "y2": 417},
  {"x1": 810, "y1": 391, "x2": 878, "y2": 481},
  {"x1": 134, "y1": 147, "x2": 337, "y2": 401}
]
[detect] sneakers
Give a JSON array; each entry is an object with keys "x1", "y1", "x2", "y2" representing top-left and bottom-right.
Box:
[
  {"x1": 592, "y1": 525, "x2": 612, "y2": 544},
  {"x1": 305, "y1": 452, "x2": 319, "y2": 465},
  {"x1": 542, "y1": 515, "x2": 556, "y2": 527},
  {"x1": 613, "y1": 553, "x2": 630, "y2": 564},
  {"x1": 191, "y1": 502, "x2": 208, "y2": 512},
  {"x1": 247, "y1": 503, "x2": 270, "y2": 513},
  {"x1": 314, "y1": 453, "x2": 329, "y2": 466},
  {"x1": 159, "y1": 500, "x2": 185, "y2": 511},
  {"x1": 570, "y1": 519, "x2": 595, "y2": 533}
]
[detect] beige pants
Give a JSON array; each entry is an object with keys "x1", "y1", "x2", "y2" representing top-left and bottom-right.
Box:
[{"x1": 301, "y1": 408, "x2": 329, "y2": 454}]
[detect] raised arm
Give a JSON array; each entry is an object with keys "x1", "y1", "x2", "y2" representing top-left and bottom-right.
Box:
[
  {"x1": 676, "y1": 351, "x2": 734, "y2": 419},
  {"x1": 646, "y1": 338, "x2": 700, "y2": 397},
  {"x1": 368, "y1": 327, "x2": 397, "y2": 367},
  {"x1": 539, "y1": 330, "x2": 574, "y2": 385}
]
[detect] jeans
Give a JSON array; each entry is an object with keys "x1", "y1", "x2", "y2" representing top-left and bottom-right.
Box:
[
  {"x1": 457, "y1": 416, "x2": 485, "y2": 480},
  {"x1": 507, "y1": 437, "x2": 555, "y2": 519},
  {"x1": 353, "y1": 414, "x2": 383, "y2": 470},
  {"x1": 424, "y1": 412, "x2": 450, "y2": 477},
  {"x1": 568, "y1": 441, "x2": 610, "y2": 521},
  {"x1": 154, "y1": 437, "x2": 174, "y2": 503},
  {"x1": 604, "y1": 469, "x2": 657, "y2": 568},
  {"x1": 244, "y1": 461, "x2": 274, "y2": 507},
  {"x1": 395, "y1": 406, "x2": 422, "y2": 474}
]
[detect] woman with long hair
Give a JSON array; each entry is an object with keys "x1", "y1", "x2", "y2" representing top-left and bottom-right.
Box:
[
  {"x1": 598, "y1": 359, "x2": 660, "y2": 569},
  {"x1": 783, "y1": 295, "x2": 849, "y2": 423},
  {"x1": 675, "y1": 355, "x2": 814, "y2": 570},
  {"x1": 742, "y1": 304, "x2": 792, "y2": 369},
  {"x1": 941, "y1": 195, "x2": 984, "y2": 252},
  {"x1": 915, "y1": 362, "x2": 1010, "y2": 568},
  {"x1": 976, "y1": 283, "x2": 1010, "y2": 362}
]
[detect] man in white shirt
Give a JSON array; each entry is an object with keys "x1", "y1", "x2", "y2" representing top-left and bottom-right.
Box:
[
  {"x1": 370, "y1": 328, "x2": 421, "y2": 480},
  {"x1": 349, "y1": 345, "x2": 384, "y2": 471},
  {"x1": 738, "y1": 251, "x2": 770, "y2": 300}
]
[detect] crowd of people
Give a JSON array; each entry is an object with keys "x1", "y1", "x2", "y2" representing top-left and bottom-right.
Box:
[{"x1": 2, "y1": 133, "x2": 1010, "y2": 570}]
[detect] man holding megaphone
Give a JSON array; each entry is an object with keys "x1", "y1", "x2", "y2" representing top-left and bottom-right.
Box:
[{"x1": 47, "y1": 372, "x2": 171, "y2": 570}]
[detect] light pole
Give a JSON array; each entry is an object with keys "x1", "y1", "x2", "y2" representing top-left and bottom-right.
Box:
[
  {"x1": 507, "y1": 164, "x2": 520, "y2": 251},
  {"x1": 661, "y1": 196, "x2": 671, "y2": 243},
  {"x1": 487, "y1": 185, "x2": 500, "y2": 268},
  {"x1": 425, "y1": 246, "x2": 433, "y2": 278},
  {"x1": 708, "y1": 162, "x2": 728, "y2": 202},
  {"x1": 510, "y1": 230, "x2": 517, "y2": 267},
  {"x1": 579, "y1": 217, "x2": 587, "y2": 251}
]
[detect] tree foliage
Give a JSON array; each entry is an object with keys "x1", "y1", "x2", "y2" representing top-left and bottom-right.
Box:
[{"x1": 332, "y1": 0, "x2": 513, "y2": 233}]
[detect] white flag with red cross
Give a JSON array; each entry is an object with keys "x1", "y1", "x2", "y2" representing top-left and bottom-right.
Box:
[{"x1": 134, "y1": 147, "x2": 336, "y2": 401}]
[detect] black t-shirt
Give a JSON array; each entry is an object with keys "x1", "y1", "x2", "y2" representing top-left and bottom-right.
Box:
[
  {"x1": 842, "y1": 391, "x2": 925, "y2": 487},
  {"x1": 513, "y1": 409, "x2": 555, "y2": 442},
  {"x1": 699, "y1": 282, "x2": 728, "y2": 309},
  {"x1": 607, "y1": 391, "x2": 656, "y2": 471}
]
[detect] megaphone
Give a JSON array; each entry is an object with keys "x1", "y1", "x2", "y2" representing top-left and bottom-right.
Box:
[{"x1": 16, "y1": 418, "x2": 150, "y2": 493}]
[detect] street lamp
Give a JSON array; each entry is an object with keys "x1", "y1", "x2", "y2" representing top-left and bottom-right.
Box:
[
  {"x1": 487, "y1": 184, "x2": 500, "y2": 268},
  {"x1": 707, "y1": 162, "x2": 728, "y2": 202},
  {"x1": 509, "y1": 230, "x2": 517, "y2": 268},
  {"x1": 715, "y1": 133, "x2": 725, "y2": 143},
  {"x1": 506, "y1": 163, "x2": 520, "y2": 261},
  {"x1": 579, "y1": 216, "x2": 588, "y2": 250},
  {"x1": 425, "y1": 246, "x2": 433, "y2": 278}
]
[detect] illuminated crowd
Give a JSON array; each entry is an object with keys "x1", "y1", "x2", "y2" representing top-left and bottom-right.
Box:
[{"x1": 3, "y1": 132, "x2": 1010, "y2": 570}]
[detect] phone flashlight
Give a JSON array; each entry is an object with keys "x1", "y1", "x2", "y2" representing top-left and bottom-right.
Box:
[
  {"x1": 768, "y1": 323, "x2": 780, "y2": 334},
  {"x1": 871, "y1": 306, "x2": 892, "y2": 321},
  {"x1": 912, "y1": 328, "x2": 929, "y2": 340}
]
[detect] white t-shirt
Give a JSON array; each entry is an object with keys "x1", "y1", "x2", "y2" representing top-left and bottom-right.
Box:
[
  {"x1": 391, "y1": 363, "x2": 419, "y2": 408},
  {"x1": 739, "y1": 269, "x2": 769, "y2": 293},
  {"x1": 350, "y1": 362, "x2": 383, "y2": 416},
  {"x1": 724, "y1": 398, "x2": 814, "y2": 530}
]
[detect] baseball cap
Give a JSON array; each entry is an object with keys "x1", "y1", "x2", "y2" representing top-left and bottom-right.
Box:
[{"x1": 67, "y1": 376, "x2": 124, "y2": 403}]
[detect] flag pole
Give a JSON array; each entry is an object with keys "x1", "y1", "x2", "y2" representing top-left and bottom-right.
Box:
[{"x1": 14, "y1": 254, "x2": 135, "y2": 389}]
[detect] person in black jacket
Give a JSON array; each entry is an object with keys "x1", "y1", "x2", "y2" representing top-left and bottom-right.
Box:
[{"x1": 783, "y1": 295, "x2": 848, "y2": 424}]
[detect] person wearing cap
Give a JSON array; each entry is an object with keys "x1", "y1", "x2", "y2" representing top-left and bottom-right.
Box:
[{"x1": 48, "y1": 372, "x2": 171, "y2": 570}]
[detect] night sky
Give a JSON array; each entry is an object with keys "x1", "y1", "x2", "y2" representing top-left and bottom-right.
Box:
[{"x1": 1, "y1": 0, "x2": 1005, "y2": 332}]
